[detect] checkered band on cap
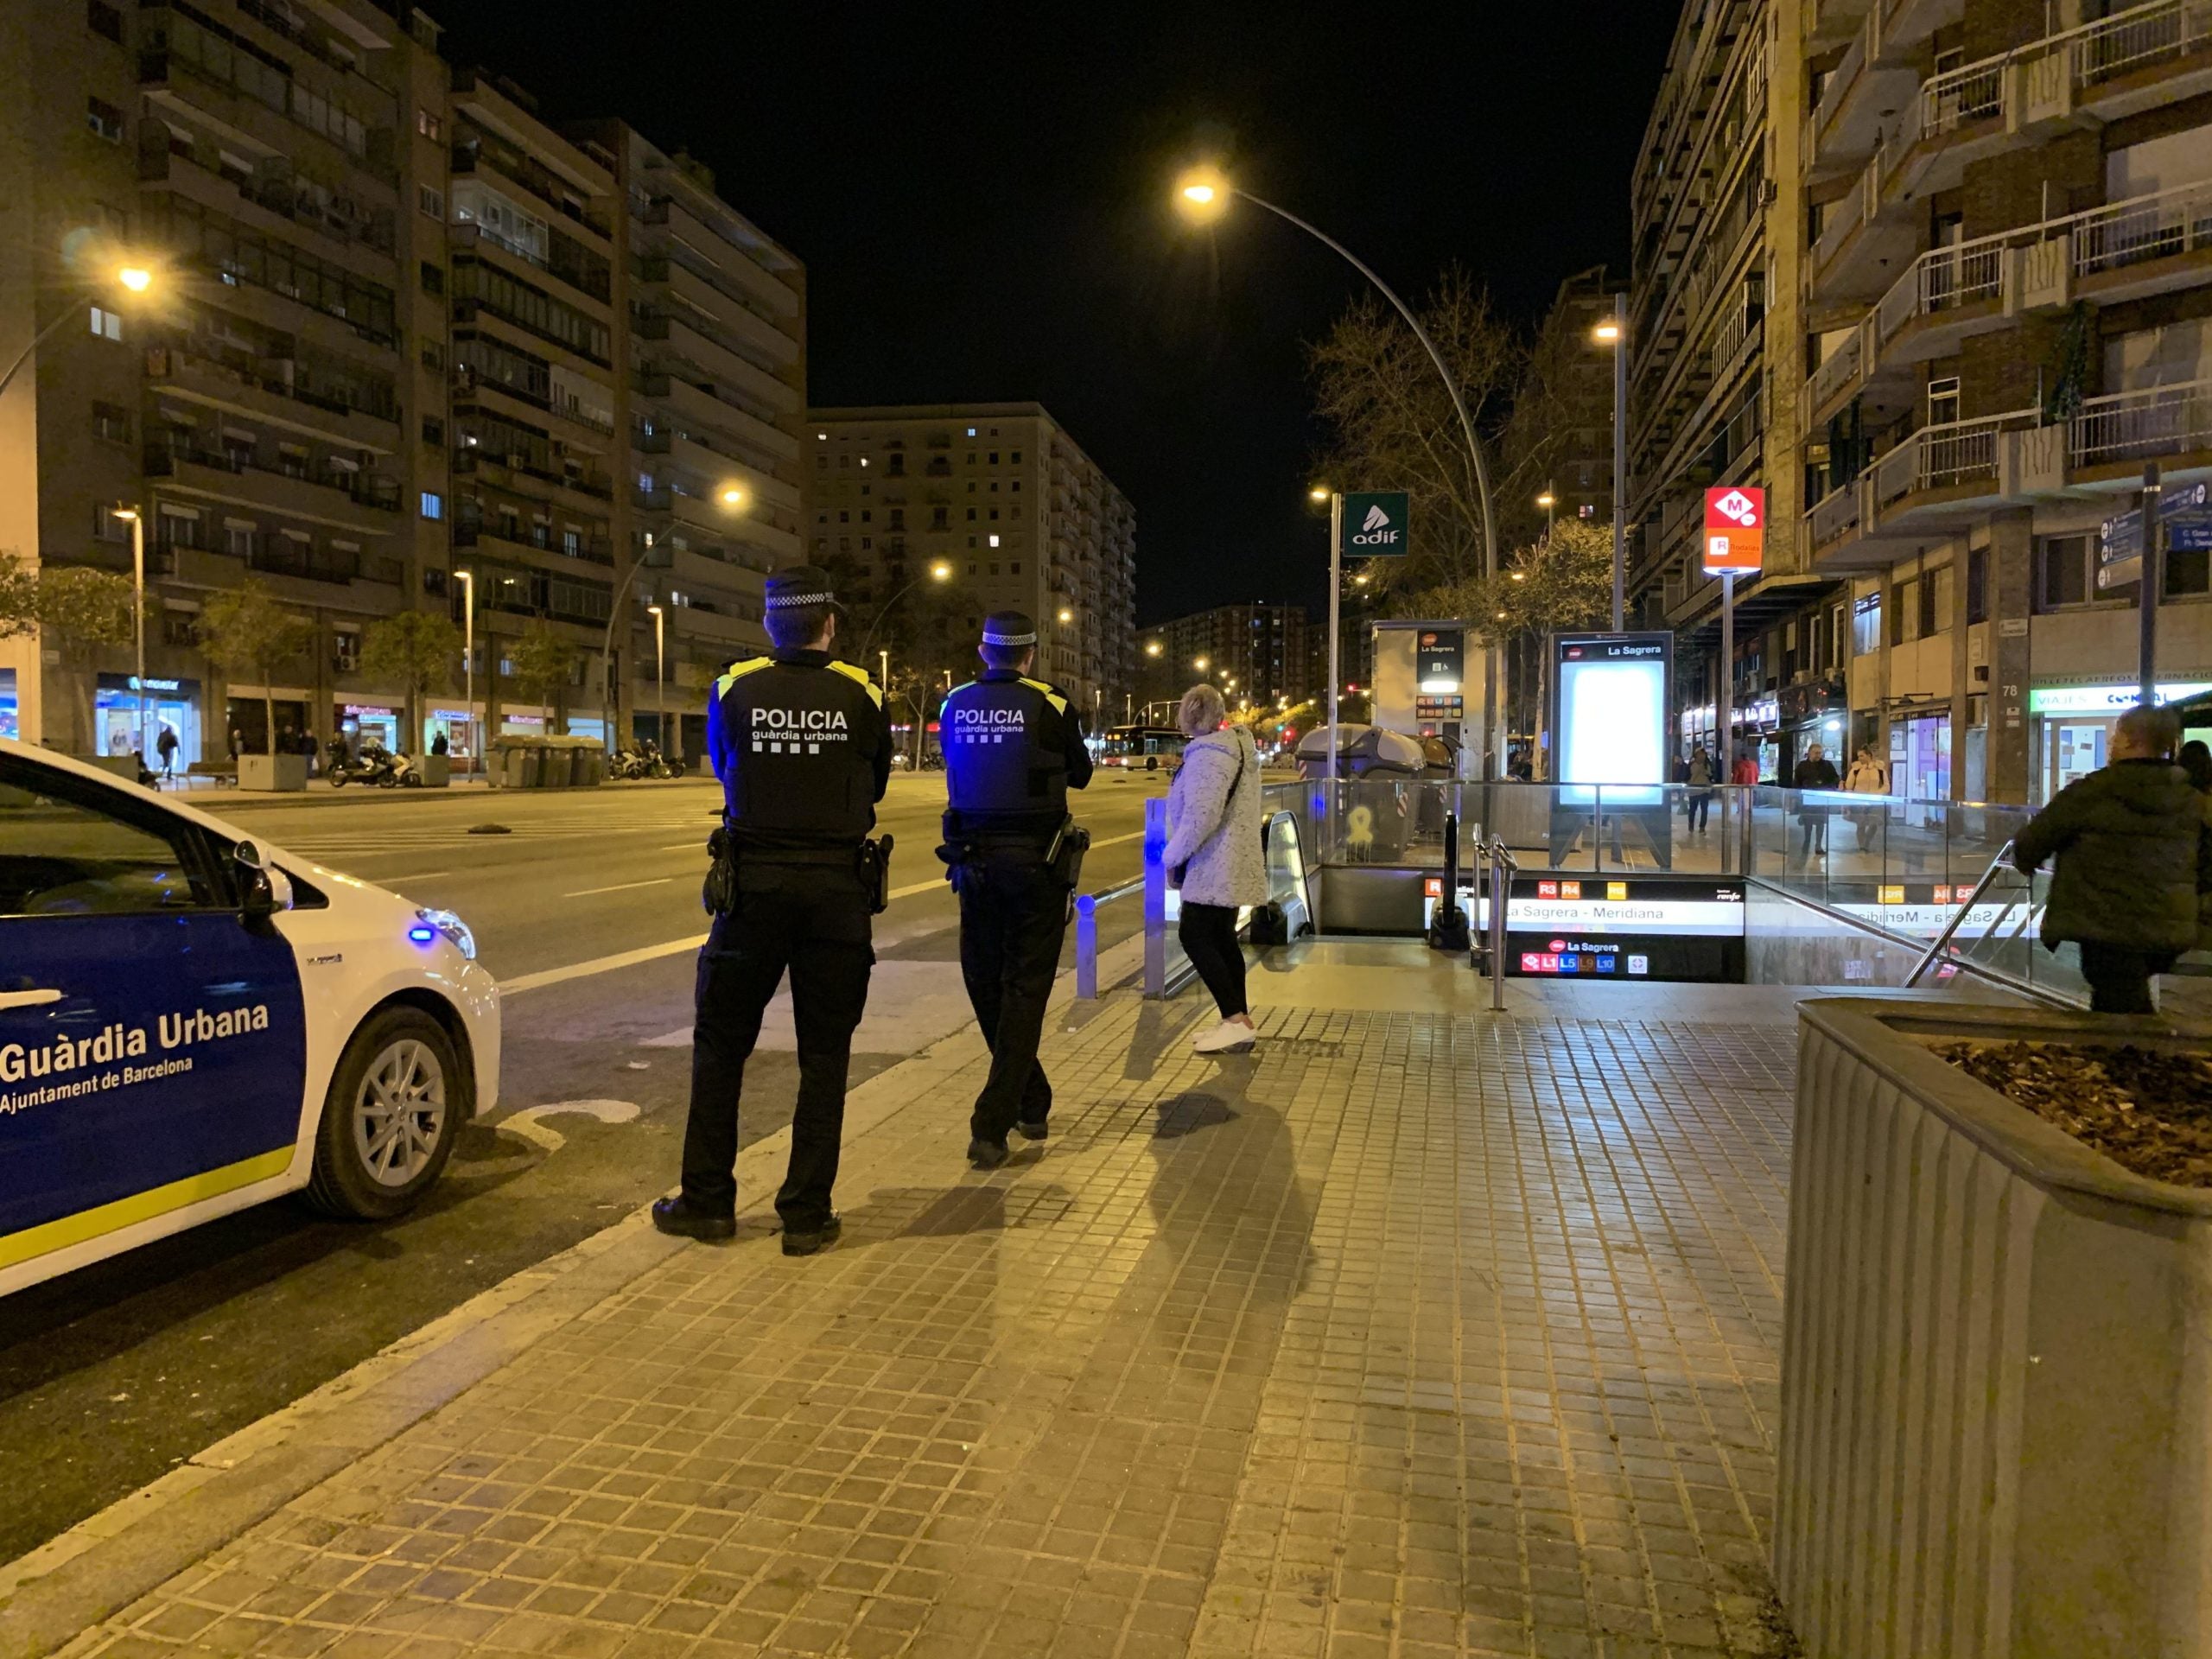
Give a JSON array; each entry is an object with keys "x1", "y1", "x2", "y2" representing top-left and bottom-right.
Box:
[
  {"x1": 766, "y1": 588, "x2": 834, "y2": 609},
  {"x1": 982, "y1": 625, "x2": 1037, "y2": 645}
]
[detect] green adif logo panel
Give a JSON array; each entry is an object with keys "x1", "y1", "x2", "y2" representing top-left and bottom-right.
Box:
[{"x1": 1339, "y1": 492, "x2": 1409, "y2": 557}]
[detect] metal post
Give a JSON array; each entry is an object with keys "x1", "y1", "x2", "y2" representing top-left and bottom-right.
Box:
[
  {"x1": 1075, "y1": 893, "x2": 1099, "y2": 1000},
  {"x1": 1326, "y1": 493, "x2": 1343, "y2": 854},
  {"x1": 2140, "y1": 461, "x2": 2163, "y2": 708},
  {"x1": 1720, "y1": 569, "x2": 1735, "y2": 873},
  {"x1": 1611, "y1": 292, "x2": 1628, "y2": 632},
  {"x1": 1142, "y1": 795, "x2": 1170, "y2": 997},
  {"x1": 655, "y1": 609, "x2": 666, "y2": 753},
  {"x1": 129, "y1": 509, "x2": 146, "y2": 770},
  {"x1": 1489, "y1": 843, "x2": 1510, "y2": 1013},
  {"x1": 456, "y1": 569, "x2": 474, "y2": 779}
]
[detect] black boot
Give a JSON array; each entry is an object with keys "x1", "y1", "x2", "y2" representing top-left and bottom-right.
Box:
[{"x1": 652, "y1": 1194, "x2": 735, "y2": 1241}]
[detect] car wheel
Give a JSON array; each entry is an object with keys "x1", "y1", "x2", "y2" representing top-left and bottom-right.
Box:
[{"x1": 307, "y1": 1007, "x2": 461, "y2": 1219}]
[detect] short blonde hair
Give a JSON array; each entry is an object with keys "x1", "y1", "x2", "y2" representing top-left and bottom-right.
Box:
[{"x1": 1177, "y1": 683, "x2": 1225, "y2": 738}]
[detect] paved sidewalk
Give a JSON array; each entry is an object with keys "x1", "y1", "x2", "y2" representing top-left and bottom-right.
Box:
[{"x1": 44, "y1": 966, "x2": 1808, "y2": 1659}]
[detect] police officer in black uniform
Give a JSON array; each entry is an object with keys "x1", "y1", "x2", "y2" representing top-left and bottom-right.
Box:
[
  {"x1": 653, "y1": 566, "x2": 891, "y2": 1255},
  {"x1": 939, "y1": 611, "x2": 1094, "y2": 1169}
]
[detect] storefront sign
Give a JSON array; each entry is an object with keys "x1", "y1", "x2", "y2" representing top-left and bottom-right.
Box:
[
  {"x1": 341, "y1": 702, "x2": 398, "y2": 717},
  {"x1": 1702, "y1": 486, "x2": 1765, "y2": 575},
  {"x1": 2028, "y1": 683, "x2": 2212, "y2": 715}
]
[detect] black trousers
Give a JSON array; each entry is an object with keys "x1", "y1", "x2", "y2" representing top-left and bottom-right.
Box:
[
  {"x1": 957, "y1": 849, "x2": 1068, "y2": 1141},
  {"x1": 681, "y1": 862, "x2": 873, "y2": 1230},
  {"x1": 1687, "y1": 791, "x2": 1711, "y2": 832},
  {"x1": 1179, "y1": 902, "x2": 1249, "y2": 1019},
  {"x1": 2078, "y1": 940, "x2": 2176, "y2": 1016}
]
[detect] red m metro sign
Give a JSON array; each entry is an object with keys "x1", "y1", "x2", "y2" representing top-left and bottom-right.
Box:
[{"x1": 1703, "y1": 486, "x2": 1765, "y2": 575}]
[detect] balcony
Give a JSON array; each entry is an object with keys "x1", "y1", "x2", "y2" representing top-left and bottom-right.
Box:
[
  {"x1": 637, "y1": 371, "x2": 800, "y2": 467},
  {"x1": 137, "y1": 146, "x2": 396, "y2": 267},
  {"x1": 144, "y1": 442, "x2": 400, "y2": 520},
  {"x1": 1805, "y1": 4, "x2": 1923, "y2": 180},
  {"x1": 448, "y1": 137, "x2": 609, "y2": 243},
  {"x1": 143, "y1": 342, "x2": 397, "y2": 454},
  {"x1": 454, "y1": 518, "x2": 614, "y2": 567},
  {"x1": 451, "y1": 445, "x2": 613, "y2": 502},
  {"x1": 633, "y1": 315, "x2": 798, "y2": 416},
  {"x1": 639, "y1": 194, "x2": 799, "y2": 321},
  {"x1": 448, "y1": 221, "x2": 611, "y2": 307},
  {"x1": 2069, "y1": 378, "x2": 2212, "y2": 484}
]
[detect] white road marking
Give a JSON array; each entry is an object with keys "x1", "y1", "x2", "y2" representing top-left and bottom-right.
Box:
[
  {"x1": 889, "y1": 876, "x2": 945, "y2": 900},
  {"x1": 378, "y1": 870, "x2": 453, "y2": 884},
  {"x1": 563, "y1": 876, "x2": 675, "y2": 898},
  {"x1": 503, "y1": 933, "x2": 709, "y2": 995},
  {"x1": 497, "y1": 1098, "x2": 641, "y2": 1153}
]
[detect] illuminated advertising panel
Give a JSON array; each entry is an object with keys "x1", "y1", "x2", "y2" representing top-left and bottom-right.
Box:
[{"x1": 1551, "y1": 632, "x2": 1672, "y2": 809}]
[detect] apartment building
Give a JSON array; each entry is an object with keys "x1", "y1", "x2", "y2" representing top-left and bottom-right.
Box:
[
  {"x1": 0, "y1": 1, "x2": 798, "y2": 766},
  {"x1": 1626, "y1": 1, "x2": 1847, "y2": 776},
  {"x1": 1, "y1": 0, "x2": 435, "y2": 758},
  {"x1": 1800, "y1": 0, "x2": 2212, "y2": 804},
  {"x1": 1147, "y1": 602, "x2": 1316, "y2": 715},
  {"x1": 591, "y1": 124, "x2": 804, "y2": 760},
  {"x1": 805, "y1": 404, "x2": 1137, "y2": 724},
  {"x1": 1516, "y1": 265, "x2": 1624, "y2": 537}
]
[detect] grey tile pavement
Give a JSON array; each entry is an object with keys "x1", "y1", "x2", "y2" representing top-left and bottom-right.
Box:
[{"x1": 48, "y1": 988, "x2": 1805, "y2": 1659}]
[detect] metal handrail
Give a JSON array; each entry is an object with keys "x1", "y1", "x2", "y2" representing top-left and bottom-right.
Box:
[
  {"x1": 1484, "y1": 836, "x2": 1518, "y2": 1013},
  {"x1": 1904, "y1": 837, "x2": 2020, "y2": 988}
]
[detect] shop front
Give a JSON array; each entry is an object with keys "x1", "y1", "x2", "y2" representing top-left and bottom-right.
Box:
[
  {"x1": 0, "y1": 668, "x2": 15, "y2": 742},
  {"x1": 98, "y1": 674, "x2": 202, "y2": 767},
  {"x1": 2030, "y1": 681, "x2": 2212, "y2": 801},
  {"x1": 224, "y1": 693, "x2": 311, "y2": 756},
  {"x1": 1888, "y1": 705, "x2": 1952, "y2": 824},
  {"x1": 426, "y1": 704, "x2": 480, "y2": 773},
  {"x1": 1777, "y1": 677, "x2": 1848, "y2": 784},
  {"x1": 336, "y1": 700, "x2": 403, "y2": 755}
]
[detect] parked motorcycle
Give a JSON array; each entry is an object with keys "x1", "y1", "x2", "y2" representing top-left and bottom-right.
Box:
[
  {"x1": 610, "y1": 740, "x2": 684, "y2": 780},
  {"x1": 329, "y1": 743, "x2": 423, "y2": 788}
]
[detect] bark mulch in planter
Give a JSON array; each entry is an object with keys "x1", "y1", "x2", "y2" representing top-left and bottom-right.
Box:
[{"x1": 1934, "y1": 1039, "x2": 2212, "y2": 1188}]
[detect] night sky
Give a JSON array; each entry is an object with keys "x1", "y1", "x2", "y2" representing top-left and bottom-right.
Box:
[{"x1": 432, "y1": 3, "x2": 1681, "y2": 624}]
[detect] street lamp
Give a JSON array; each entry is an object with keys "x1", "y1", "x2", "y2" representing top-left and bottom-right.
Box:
[
  {"x1": 0, "y1": 263, "x2": 159, "y2": 402},
  {"x1": 111, "y1": 505, "x2": 147, "y2": 769},
  {"x1": 645, "y1": 603, "x2": 666, "y2": 753},
  {"x1": 1057, "y1": 607, "x2": 1073, "y2": 624},
  {"x1": 1593, "y1": 301, "x2": 1628, "y2": 630},
  {"x1": 1537, "y1": 489, "x2": 1556, "y2": 537},
  {"x1": 1176, "y1": 163, "x2": 1503, "y2": 775},
  {"x1": 1193, "y1": 656, "x2": 1209, "y2": 672},
  {"x1": 454, "y1": 569, "x2": 475, "y2": 775},
  {"x1": 599, "y1": 487, "x2": 748, "y2": 751},
  {"x1": 855, "y1": 560, "x2": 952, "y2": 660}
]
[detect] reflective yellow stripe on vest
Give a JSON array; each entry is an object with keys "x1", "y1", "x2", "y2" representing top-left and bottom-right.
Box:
[
  {"x1": 829, "y1": 659, "x2": 886, "y2": 707},
  {"x1": 714, "y1": 658, "x2": 772, "y2": 700},
  {"x1": 1017, "y1": 677, "x2": 1068, "y2": 716}
]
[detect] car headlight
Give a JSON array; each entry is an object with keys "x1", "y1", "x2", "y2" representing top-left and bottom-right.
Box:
[{"x1": 410, "y1": 907, "x2": 478, "y2": 961}]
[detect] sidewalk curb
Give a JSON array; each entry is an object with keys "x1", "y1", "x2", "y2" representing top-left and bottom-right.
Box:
[{"x1": 0, "y1": 931, "x2": 1154, "y2": 1659}]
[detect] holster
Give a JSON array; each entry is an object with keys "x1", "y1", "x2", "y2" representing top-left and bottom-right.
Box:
[
  {"x1": 859, "y1": 834, "x2": 895, "y2": 914},
  {"x1": 702, "y1": 824, "x2": 738, "y2": 914},
  {"x1": 1047, "y1": 817, "x2": 1090, "y2": 891}
]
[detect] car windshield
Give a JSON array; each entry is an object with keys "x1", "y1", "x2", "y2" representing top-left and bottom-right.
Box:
[{"x1": 0, "y1": 766, "x2": 212, "y2": 916}]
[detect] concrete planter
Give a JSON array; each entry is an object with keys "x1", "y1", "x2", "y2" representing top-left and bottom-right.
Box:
[
  {"x1": 1779, "y1": 998, "x2": 2212, "y2": 1658},
  {"x1": 238, "y1": 753, "x2": 308, "y2": 792},
  {"x1": 417, "y1": 754, "x2": 450, "y2": 788}
]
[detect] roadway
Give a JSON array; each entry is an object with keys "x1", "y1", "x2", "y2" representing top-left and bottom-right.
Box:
[{"x1": 0, "y1": 769, "x2": 1171, "y2": 1563}]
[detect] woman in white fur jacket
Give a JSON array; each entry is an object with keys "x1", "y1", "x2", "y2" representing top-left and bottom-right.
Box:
[{"x1": 1160, "y1": 683, "x2": 1268, "y2": 1052}]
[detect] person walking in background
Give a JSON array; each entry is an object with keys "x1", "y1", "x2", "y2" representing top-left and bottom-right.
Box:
[
  {"x1": 2182, "y1": 737, "x2": 2212, "y2": 794},
  {"x1": 1793, "y1": 741, "x2": 1840, "y2": 861},
  {"x1": 1843, "y1": 742, "x2": 1890, "y2": 852},
  {"x1": 1732, "y1": 747, "x2": 1759, "y2": 787},
  {"x1": 155, "y1": 722, "x2": 179, "y2": 780},
  {"x1": 1162, "y1": 683, "x2": 1268, "y2": 1054},
  {"x1": 2014, "y1": 705, "x2": 2207, "y2": 1015},
  {"x1": 1685, "y1": 742, "x2": 1715, "y2": 835}
]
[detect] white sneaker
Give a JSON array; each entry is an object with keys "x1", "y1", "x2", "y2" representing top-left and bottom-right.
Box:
[{"x1": 1193, "y1": 1019, "x2": 1256, "y2": 1054}]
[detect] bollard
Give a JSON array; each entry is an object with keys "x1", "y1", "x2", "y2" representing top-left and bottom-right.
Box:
[
  {"x1": 1143, "y1": 795, "x2": 1170, "y2": 998},
  {"x1": 1075, "y1": 892, "x2": 1099, "y2": 1000},
  {"x1": 1430, "y1": 810, "x2": 1471, "y2": 952}
]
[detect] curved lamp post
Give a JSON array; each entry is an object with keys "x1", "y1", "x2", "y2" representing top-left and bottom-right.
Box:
[
  {"x1": 0, "y1": 264, "x2": 155, "y2": 402},
  {"x1": 1175, "y1": 168, "x2": 1502, "y2": 779},
  {"x1": 854, "y1": 560, "x2": 952, "y2": 662},
  {"x1": 601, "y1": 484, "x2": 748, "y2": 749}
]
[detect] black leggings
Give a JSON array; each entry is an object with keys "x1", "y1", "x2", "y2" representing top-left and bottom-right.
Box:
[{"x1": 1179, "y1": 902, "x2": 1249, "y2": 1019}]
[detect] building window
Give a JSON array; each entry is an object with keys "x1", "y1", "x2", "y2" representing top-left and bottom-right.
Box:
[
  {"x1": 1010, "y1": 562, "x2": 1021, "y2": 575},
  {"x1": 91, "y1": 400, "x2": 130, "y2": 443},
  {"x1": 420, "y1": 491, "x2": 443, "y2": 520},
  {"x1": 418, "y1": 186, "x2": 443, "y2": 219},
  {"x1": 162, "y1": 609, "x2": 198, "y2": 648},
  {"x1": 86, "y1": 96, "x2": 123, "y2": 142},
  {"x1": 2037, "y1": 535, "x2": 2094, "y2": 609},
  {"x1": 417, "y1": 109, "x2": 442, "y2": 141},
  {"x1": 1927, "y1": 376, "x2": 1961, "y2": 427},
  {"x1": 419, "y1": 261, "x2": 444, "y2": 296},
  {"x1": 1853, "y1": 594, "x2": 1881, "y2": 656},
  {"x1": 422, "y1": 416, "x2": 444, "y2": 447},
  {"x1": 88, "y1": 305, "x2": 122, "y2": 341},
  {"x1": 86, "y1": 0, "x2": 122, "y2": 41},
  {"x1": 92, "y1": 504, "x2": 129, "y2": 542},
  {"x1": 1967, "y1": 545, "x2": 1988, "y2": 625},
  {"x1": 2170, "y1": 542, "x2": 2212, "y2": 599},
  {"x1": 420, "y1": 340, "x2": 443, "y2": 372},
  {"x1": 988, "y1": 534, "x2": 1001, "y2": 548},
  {"x1": 225, "y1": 522, "x2": 254, "y2": 556}
]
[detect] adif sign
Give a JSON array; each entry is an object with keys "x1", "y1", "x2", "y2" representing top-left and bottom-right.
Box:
[{"x1": 1703, "y1": 486, "x2": 1765, "y2": 575}]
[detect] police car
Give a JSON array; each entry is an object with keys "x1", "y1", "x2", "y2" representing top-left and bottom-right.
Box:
[{"x1": 0, "y1": 740, "x2": 499, "y2": 1297}]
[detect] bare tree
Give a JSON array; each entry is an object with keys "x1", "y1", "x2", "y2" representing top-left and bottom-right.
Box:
[{"x1": 1308, "y1": 268, "x2": 1521, "y2": 602}]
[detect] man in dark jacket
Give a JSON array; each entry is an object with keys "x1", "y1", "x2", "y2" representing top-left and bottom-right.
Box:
[
  {"x1": 2014, "y1": 705, "x2": 2209, "y2": 1014},
  {"x1": 1793, "y1": 742, "x2": 1842, "y2": 860}
]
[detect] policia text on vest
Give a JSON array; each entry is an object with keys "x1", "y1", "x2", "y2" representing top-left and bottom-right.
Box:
[
  {"x1": 938, "y1": 611, "x2": 1095, "y2": 1170},
  {"x1": 654, "y1": 566, "x2": 892, "y2": 1255}
]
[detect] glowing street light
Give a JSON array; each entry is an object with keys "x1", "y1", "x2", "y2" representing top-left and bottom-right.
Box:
[
  {"x1": 1, "y1": 260, "x2": 160, "y2": 402},
  {"x1": 720, "y1": 485, "x2": 746, "y2": 507},
  {"x1": 1307, "y1": 485, "x2": 1330, "y2": 503},
  {"x1": 1057, "y1": 607, "x2": 1073, "y2": 623},
  {"x1": 118, "y1": 266, "x2": 152, "y2": 293},
  {"x1": 1145, "y1": 640, "x2": 1162, "y2": 658}
]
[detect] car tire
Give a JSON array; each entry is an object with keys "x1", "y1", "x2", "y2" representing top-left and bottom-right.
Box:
[{"x1": 307, "y1": 1007, "x2": 462, "y2": 1219}]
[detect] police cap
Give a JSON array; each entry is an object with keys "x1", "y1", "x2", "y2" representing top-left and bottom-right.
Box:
[
  {"x1": 765, "y1": 564, "x2": 840, "y2": 614},
  {"x1": 981, "y1": 610, "x2": 1038, "y2": 647}
]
